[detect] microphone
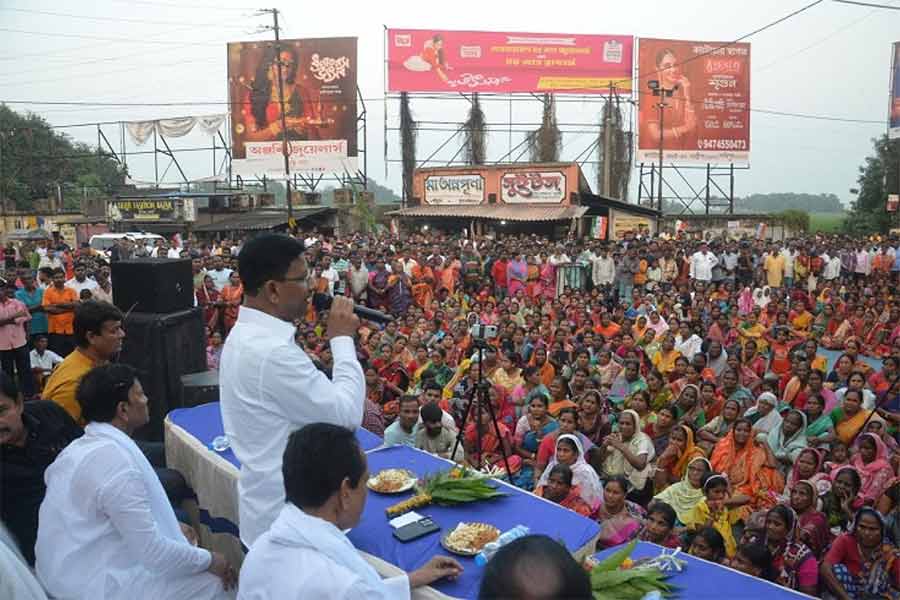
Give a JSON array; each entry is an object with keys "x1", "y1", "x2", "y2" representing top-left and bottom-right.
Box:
[{"x1": 311, "y1": 292, "x2": 394, "y2": 324}]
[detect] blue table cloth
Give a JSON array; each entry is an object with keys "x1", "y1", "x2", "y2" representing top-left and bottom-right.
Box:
[
  {"x1": 350, "y1": 445, "x2": 601, "y2": 600},
  {"x1": 593, "y1": 541, "x2": 810, "y2": 599},
  {"x1": 167, "y1": 402, "x2": 384, "y2": 468}
]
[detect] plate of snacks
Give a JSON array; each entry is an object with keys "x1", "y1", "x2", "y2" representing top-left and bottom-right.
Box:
[
  {"x1": 367, "y1": 469, "x2": 417, "y2": 494},
  {"x1": 440, "y1": 522, "x2": 500, "y2": 556}
]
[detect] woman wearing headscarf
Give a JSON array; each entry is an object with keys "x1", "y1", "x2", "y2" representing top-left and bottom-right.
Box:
[
  {"x1": 745, "y1": 392, "x2": 783, "y2": 437},
  {"x1": 850, "y1": 432, "x2": 895, "y2": 507},
  {"x1": 600, "y1": 409, "x2": 656, "y2": 506},
  {"x1": 790, "y1": 479, "x2": 830, "y2": 558},
  {"x1": 766, "y1": 409, "x2": 809, "y2": 477},
  {"x1": 710, "y1": 418, "x2": 785, "y2": 516},
  {"x1": 747, "y1": 505, "x2": 819, "y2": 596},
  {"x1": 653, "y1": 424, "x2": 705, "y2": 492},
  {"x1": 653, "y1": 456, "x2": 711, "y2": 525},
  {"x1": 784, "y1": 447, "x2": 828, "y2": 499},
  {"x1": 822, "y1": 466, "x2": 864, "y2": 535},
  {"x1": 753, "y1": 286, "x2": 772, "y2": 310},
  {"x1": 536, "y1": 434, "x2": 603, "y2": 509},
  {"x1": 820, "y1": 508, "x2": 900, "y2": 600}
]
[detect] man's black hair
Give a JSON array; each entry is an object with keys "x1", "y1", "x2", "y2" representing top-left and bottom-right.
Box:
[
  {"x1": 282, "y1": 423, "x2": 365, "y2": 509},
  {"x1": 420, "y1": 401, "x2": 442, "y2": 423},
  {"x1": 0, "y1": 370, "x2": 20, "y2": 403},
  {"x1": 238, "y1": 233, "x2": 306, "y2": 295},
  {"x1": 77, "y1": 363, "x2": 138, "y2": 423},
  {"x1": 73, "y1": 301, "x2": 123, "y2": 348},
  {"x1": 478, "y1": 534, "x2": 591, "y2": 599},
  {"x1": 422, "y1": 380, "x2": 442, "y2": 394}
]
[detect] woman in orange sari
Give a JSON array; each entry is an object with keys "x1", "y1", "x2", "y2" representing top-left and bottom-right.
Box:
[
  {"x1": 220, "y1": 271, "x2": 243, "y2": 335},
  {"x1": 654, "y1": 423, "x2": 706, "y2": 492},
  {"x1": 711, "y1": 418, "x2": 784, "y2": 518},
  {"x1": 410, "y1": 261, "x2": 435, "y2": 309},
  {"x1": 829, "y1": 388, "x2": 873, "y2": 446}
]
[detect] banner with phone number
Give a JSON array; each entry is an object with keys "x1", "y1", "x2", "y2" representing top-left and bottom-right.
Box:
[{"x1": 637, "y1": 38, "x2": 750, "y2": 166}]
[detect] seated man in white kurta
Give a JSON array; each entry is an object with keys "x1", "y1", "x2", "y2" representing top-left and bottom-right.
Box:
[
  {"x1": 239, "y1": 423, "x2": 462, "y2": 600},
  {"x1": 35, "y1": 364, "x2": 237, "y2": 600}
]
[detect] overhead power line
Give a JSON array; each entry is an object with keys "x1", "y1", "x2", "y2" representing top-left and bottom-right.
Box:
[
  {"x1": 619, "y1": 0, "x2": 826, "y2": 88},
  {"x1": 0, "y1": 6, "x2": 255, "y2": 26},
  {"x1": 0, "y1": 97, "x2": 885, "y2": 125},
  {"x1": 833, "y1": 0, "x2": 900, "y2": 8},
  {"x1": 0, "y1": 27, "x2": 228, "y2": 46}
]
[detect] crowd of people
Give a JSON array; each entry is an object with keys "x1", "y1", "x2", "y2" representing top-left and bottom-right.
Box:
[{"x1": 1, "y1": 228, "x2": 900, "y2": 599}]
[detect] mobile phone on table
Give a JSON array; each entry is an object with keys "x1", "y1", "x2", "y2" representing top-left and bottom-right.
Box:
[{"x1": 393, "y1": 517, "x2": 440, "y2": 542}]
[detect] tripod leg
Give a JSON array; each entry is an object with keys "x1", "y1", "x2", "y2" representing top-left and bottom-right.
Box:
[
  {"x1": 450, "y1": 386, "x2": 478, "y2": 465},
  {"x1": 482, "y1": 391, "x2": 514, "y2": 479}
]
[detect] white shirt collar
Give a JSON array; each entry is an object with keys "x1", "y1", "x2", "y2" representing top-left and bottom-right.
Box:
[{"x1": 236, "y1": 305, "x2": 297, "y2": 338}]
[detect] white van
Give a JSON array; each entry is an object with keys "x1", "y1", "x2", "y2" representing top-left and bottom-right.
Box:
[{"x1": 89, "y1": 232, "x2": 165, "y2": 255}]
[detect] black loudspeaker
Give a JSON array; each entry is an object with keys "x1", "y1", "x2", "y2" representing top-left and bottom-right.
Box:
[
  {"x1": 111, "y1": 258, "x2": 193, "y2": 314},
  {"x1": 120, "y1": 308, "x2": 206, "y2": 440},
  {"x1": 179, "y1": 370, "x2": 220, "y2": 408}
]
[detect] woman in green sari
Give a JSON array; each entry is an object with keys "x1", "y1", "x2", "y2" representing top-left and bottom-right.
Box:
[{"x1": 805, "y1": 393, "x2": 836, "y2": 450}]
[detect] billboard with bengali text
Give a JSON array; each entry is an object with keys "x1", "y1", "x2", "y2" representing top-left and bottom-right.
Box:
[
  {"x1": 227, "y1": 37, "x2": 358, "y2": 177},
  {"x1": 387, "y1": 29, "x2": 633, "y2": 94},
  {"x1": 637, "y1": 38, "x2": 750, "y2": 166},
  {"x1": 890, "y1": 42, "x2": 900, "y2": 140}
]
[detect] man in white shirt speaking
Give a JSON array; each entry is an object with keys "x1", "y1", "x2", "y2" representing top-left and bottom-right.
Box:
[
  {"x1": 239, "y1": 423, "x2": 461, "y2": 599},
  {"x1": 220, "y1": 233, "x2": 364, "y2": 548}
]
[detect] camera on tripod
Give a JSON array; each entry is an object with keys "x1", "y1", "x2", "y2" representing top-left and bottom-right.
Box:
[{"x1": 469, "y1": 323, "x2": 498, "y2": 340}]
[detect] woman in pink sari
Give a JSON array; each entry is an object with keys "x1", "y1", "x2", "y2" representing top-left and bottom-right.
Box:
[
  {"x1": 850, "y1": 432, "x2": 895, "y2": 506},
  {"x1": 506, "y1": 253, "x2": 528, "y2": 298},
  {"x1": 538, "y1": 253, "x2": 556, "y2": 301},
  {"x1": 595, "y1": 476, "x2": 646, "y2": 549}
]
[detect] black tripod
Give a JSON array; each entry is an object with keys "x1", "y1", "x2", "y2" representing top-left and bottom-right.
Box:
[{"x1": 450, "y1": 340, "x2": 513, "y2": 478}]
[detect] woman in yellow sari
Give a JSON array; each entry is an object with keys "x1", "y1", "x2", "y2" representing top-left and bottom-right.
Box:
[
  {"x1": 829, "y1": 388, "x2": 872, "y2": 445},
  {"x1": 710, "y1": 418, "x2": 784, "y2": 518},
  {"x1": 788, "y1": 300, "x2": 814, "y2": 339}
]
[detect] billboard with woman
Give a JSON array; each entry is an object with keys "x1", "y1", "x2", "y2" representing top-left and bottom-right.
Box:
[
  {"x1": 227, "y1": 38, "x2": 358, "y2": 176},
  {"x1": 387, "y1": 29, "x2": 633, "y2": 94},
  {"x1": 637, "y1": 38, "x2": 750, "y2": 166}
]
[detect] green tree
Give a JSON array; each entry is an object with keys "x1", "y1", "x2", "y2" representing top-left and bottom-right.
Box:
[
  {"x1": 0, "y1": 104, "x2": 126, "y2": 209},
  {"x1": 846, "y1": 134, "x2": 898, "y2": 234},
  {"x1": 776, "y1": 209, "x2": 810, "y2": 233}
]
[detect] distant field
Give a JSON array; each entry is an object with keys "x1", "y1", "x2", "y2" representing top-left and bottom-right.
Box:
[{"x1": 809, "y1": 212, "x2": 845, "y2": 233}]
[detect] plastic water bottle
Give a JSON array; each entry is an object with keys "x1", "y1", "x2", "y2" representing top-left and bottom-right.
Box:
[
  {"x1": 474, "y1": 525, "x2": 530, "y2": 566},
  {"x1": 211, "y1": 435, "x2": 230, "y2": 452}
]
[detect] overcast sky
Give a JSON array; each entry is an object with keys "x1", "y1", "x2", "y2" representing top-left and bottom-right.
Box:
[{"x1": 0, "y1": 0, "x2": 897, "y2": 205}]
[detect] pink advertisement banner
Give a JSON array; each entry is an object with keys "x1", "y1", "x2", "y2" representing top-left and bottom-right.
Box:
[{"x1": 387, "y1": 29, "x2": 633, "y2": 94}]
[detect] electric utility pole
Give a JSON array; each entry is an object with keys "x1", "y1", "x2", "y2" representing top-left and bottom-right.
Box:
[
  {"x1": 257, "y1": 8, "x2": 294, "y2": 227},
  {"x1": 647, "y1": 80, "x2": 678, "y2": 212}
]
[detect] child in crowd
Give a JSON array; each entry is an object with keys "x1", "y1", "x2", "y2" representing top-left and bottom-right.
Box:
[
  {"x1": 639, "y1": 502, "x2": 680, "y2": 549},
  {"x1": 682, "y1": 474, "x2": 740, "y2": 558}
]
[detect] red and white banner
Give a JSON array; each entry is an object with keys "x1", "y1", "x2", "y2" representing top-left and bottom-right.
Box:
[
  {"x1": 231, "y1": 140, "x2": 356, "y2": 177},
  {"x1": 387, "y1": 29, "x2": 633, "y2": 94}
]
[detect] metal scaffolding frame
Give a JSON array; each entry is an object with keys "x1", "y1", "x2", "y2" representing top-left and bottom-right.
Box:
[{"x1": 636, "y1": 162, "x2": 749, "y2": 215}]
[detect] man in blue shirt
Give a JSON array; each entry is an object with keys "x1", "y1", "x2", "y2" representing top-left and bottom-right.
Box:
[
  {"x1": 14, "y1": 273, "x2": 45, "y2": 345},
  {"x1": 383, "y1": 395, "x2": 420, "y2": 447}
]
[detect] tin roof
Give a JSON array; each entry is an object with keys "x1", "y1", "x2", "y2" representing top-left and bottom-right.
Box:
[{"x1": 386, "y1": 204, "x2": 588, "y2": 222}]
